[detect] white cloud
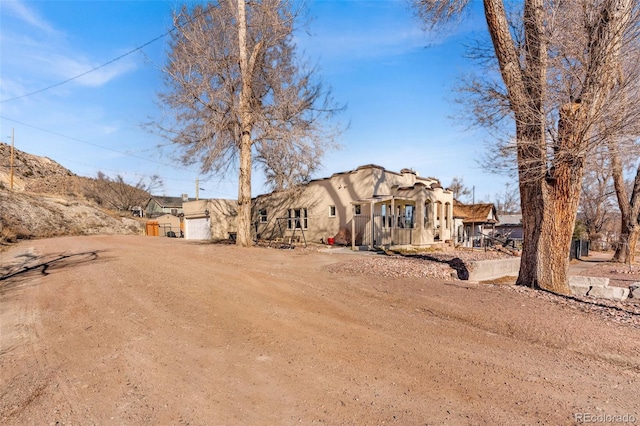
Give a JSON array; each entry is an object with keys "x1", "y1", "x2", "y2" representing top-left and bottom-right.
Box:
[
  {"x1": 3, "y1": 0, "x2": 58, "y2": 35},
  {"x1": 1, "y1": 1, "x2": 139, "y2": 98},
  {"x1": 298, "y1": 22, "x2": 434, "y2": 63},
  {"x1": 50, "y1": 53, "x2": 138, "y2": 87}
]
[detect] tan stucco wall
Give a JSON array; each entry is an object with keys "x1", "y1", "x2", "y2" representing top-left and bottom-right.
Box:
[
  {"x1": 155, "y1": 214, "x2": 182, "y2": 236},
  {"x1": 183, "y1": 199, "x2": 237, "y2": 241}
]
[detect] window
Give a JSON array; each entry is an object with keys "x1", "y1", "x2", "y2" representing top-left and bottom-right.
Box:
[
  {"x1": 445, "y1": 202, "x2": 451, "y2": 229},
  {"x1": 259, "y1": 209, "x2": 267, "y2": 223},
  {"x1": 329, "y1": 206, "x2": 336, "y2": 217},
  {"x1": 404, "y1": 205, "x2": 414, "y2": 228},
  {"x1": 381, "y1": 204, "x2": 387, "y2": 228},
  {"x1": 354, "y1": 204, "x2": 362, "y2": 215},
  {"x1": 287, "y1": 208, "x2": 308, "y2": 229}
]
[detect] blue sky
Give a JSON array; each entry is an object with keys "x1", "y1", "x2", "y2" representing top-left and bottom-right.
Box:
[{"x1": 0, "y1": 0, "x2": 513, "y2": 202}]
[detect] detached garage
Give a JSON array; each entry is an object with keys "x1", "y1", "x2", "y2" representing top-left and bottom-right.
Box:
[
  {"x1": 182, "y1": 199, "x2": 237, "y2": 241},
  {"x1": 184, "y1": 217, "x2": 212, "y2": 240}
]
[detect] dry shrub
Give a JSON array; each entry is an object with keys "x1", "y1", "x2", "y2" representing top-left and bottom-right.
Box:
[{"x1": 333, "y1": 228, "x2": 363, "y2": 246}]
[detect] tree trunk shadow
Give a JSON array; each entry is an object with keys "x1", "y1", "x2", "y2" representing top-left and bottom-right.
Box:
[{"x1": 0, "y1": 251, "x2": 105, "y2": 295}]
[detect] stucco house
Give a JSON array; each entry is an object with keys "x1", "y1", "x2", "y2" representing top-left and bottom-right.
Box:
[
  {"x1": 254, "y1": 164, "x2": 455, "y2": 248},
  {"x1": 184, "y1": 164, "x2": 455, "y2": 248}
]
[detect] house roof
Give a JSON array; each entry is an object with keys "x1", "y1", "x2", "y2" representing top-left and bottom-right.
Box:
[
  {"x1": 148, "y1": 196, "x2": 188, "y2": 208},
  {"x1": 497, "y1": 214, "x2": 522, "y2": 227},
  {"x1": 254, "y1": 164, "x2": 447, "y2": 201},
  {"x1": 453, "y1": 202, "x2": 498, "y2": 224},
  {"x1": 307, "y1": 164, "x2": 442, "y2": 186}
]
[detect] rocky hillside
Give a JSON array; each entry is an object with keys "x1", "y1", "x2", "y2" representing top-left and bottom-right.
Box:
[
  {"x1": 0, "y1": 141, "x2": 96, "y2": 196},
  {"x1": 0, "y1": 142, "x2": 143, "y2": 246}
]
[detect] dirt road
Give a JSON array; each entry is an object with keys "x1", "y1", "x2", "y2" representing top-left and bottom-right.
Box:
[{"x1": 1, "y1": 235, "x2": 638, "y2": 424}]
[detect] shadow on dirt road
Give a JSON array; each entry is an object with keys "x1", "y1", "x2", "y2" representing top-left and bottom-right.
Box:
[{"x1": 0, "y1": 251, "x2": 105, "y2": 295}]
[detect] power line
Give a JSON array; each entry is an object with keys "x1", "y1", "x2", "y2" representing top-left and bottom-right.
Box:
[
  {"x1": 0, "y1": 115, "x2": 193, "y2": 171},
  {"x1": 0, "y1": 115, "x2": 238, "y2": 185},
  {"x1": 0, "y1": 30, "x2": 175, "y2": 104},
  {"x1": 0, "y1": 3, "x2": 215, "y2": 104},
  {"x1": 0, "y1": 117, "x2": 240, "y2": 186}
]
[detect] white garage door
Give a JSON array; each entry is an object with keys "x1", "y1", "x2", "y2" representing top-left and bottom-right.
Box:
[{"x1": 185, "y1": 218, "x2": 211, "y2": 240}]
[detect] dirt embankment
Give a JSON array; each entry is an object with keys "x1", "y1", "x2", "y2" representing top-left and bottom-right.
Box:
[
  {"x1": 1, "y1": 235, "x2": 638, "y2": 425},
  {"x1": 0, "y1": 190, "x2": 142, "y2": 245},
  {"x1": 0, "y1": 141, "x2": 145, "y2": 246}
]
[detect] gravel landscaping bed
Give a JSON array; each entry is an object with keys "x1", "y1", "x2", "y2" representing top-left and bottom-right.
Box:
[
  {"x1": 323, "y1": 248, "x2": 513, "y2": 281},
  {"x1": 324, "y1": 249, "x2": 640, "y2": 329}
]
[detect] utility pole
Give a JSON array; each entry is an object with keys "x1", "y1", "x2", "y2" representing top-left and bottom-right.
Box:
[
  {"x1": 10, "y1": 128, "x2": 15, "y2": 191},
  {"x1": 195, "y1": 179, "x2": 205, "y2": 201}
]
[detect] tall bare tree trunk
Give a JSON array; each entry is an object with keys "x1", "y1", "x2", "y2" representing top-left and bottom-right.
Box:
[
  {"x1": 539, "y1": 103, "x2": 586, "y2": 293},
  {"x1": 484, "y1": 0, "x2": 577, "y2": 293},
  {"x1": 612, "y1": 157, "x2": 640, "y2": 264},
  {"x1": 515, "y1": 134, "x2": 545, "y2": 288},
  {"x1": 236, "y1": 0, "x2": 253, "y2": 247},
  {"x1": 484, "y1": 0, "x2": 633, "y2": 293}
]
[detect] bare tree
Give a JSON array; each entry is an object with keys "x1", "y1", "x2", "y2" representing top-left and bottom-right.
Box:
[
  {"x1": 93, "y1": 172, "x2": 161, "y2": 214},
  {"x1": 579, "y1": 147, "x2": 617, "y2": 244},
  {"x1": 447, "y1": 176, "x2": 472, "y2": 202},
  {"x1": 155, "y1": 0, "x2": 342, "y2": 246},
  {"x1": 494, "y1": 182, "x2": 520, "y2": 215},
  {"x1": 414, "y1": 0, "x2": 640, "y2": 293},
  {"x1": 609, "y1": 141, "x2": 640, "y2": 263}
]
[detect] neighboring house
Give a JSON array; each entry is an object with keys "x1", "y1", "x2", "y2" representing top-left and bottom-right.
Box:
[
  {"x1": 145, "y1": 194, "x2": 190, "y2": 218},
  {"x1": 495, "y1": 214, "x2": 523, "y2": 240},
  {"x1": 182, "y1": 199, "x2": 238, "y2": 240},
  {"x1": 187, "y1": 164, "x2": 455, "y2": 248},
  {"x1": 453, "y1": 202, "x2": 499, "y2": 248}
]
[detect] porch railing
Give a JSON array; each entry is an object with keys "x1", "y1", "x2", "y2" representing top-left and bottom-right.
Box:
[{"x1": 352, "y1": 214, "x2": 413, "y2": 247}]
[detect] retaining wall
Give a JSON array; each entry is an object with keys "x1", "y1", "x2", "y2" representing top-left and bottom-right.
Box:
[{"x1": 467, "y1": 258, "x2": 521, "y2": 282}]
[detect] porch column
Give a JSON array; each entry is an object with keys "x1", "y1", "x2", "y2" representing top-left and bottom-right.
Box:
[
  {"x1": 390, "y1": 197, "x2": 395, "y2": 245},
  {"x1": 415, "y1": 191, "x2": 426, "y2": 245},
  {"x1": 370, "y1": 200, "x2": 375, "y2": 249},
  {"x1": 351, "y1": 205, "x2": 355, "y2": 250}
]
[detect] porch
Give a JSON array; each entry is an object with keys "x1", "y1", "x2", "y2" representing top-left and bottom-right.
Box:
[{"x1": 350, "y1": 195, "x2": 453, "y2": 250}]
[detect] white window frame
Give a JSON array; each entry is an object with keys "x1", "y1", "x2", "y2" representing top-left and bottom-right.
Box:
[{"x1": 329, "y1": 205, "x2": 336, "y2": 217}]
